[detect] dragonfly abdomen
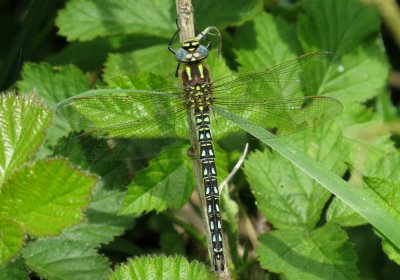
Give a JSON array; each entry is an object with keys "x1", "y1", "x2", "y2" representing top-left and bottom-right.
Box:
[{"x1": 195, "y1": 110, "x2": 225, "y2": 271}]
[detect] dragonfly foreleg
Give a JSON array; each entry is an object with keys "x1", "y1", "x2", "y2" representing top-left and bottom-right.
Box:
[{"x1": 195, "y1": 26, "x2": 222, "y2": 57}]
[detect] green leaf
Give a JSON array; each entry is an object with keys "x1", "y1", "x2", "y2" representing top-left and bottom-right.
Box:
[
  {"x1": 233, "y1": 12, "x2": 299, "y2": 72},
  {"x1": 0, "y1": 158, "x2": 96, "y2": 236},
  {"x1": 322, "y1": 40, "x2": 389, "y2": 105},
  {"x1": 56, "y1": 0, "x2": 175, "y2": 41},
  {"x1": 120, "y1": 145, "x2": 194, "y2": 215},
  {"x1": 325, "y1": 197, "x2": 366, "y2": 227},
  {"x1": 110, "y1": 255, "x2": 214, "y2": 280},
  {"x1": 215, "y1": 102, "x2": 400, "y2": 250},
  {"x1": 363, "y1": 177, "x2": 400, "y2": 220},
  {"x1": 0, "y1": 258, "x2": 29, "y2": 280},
  {"x1": 48, "y1": 35, "x2": 166, "y2": 70},
  {"x1": 326, "y1": 104, "x2": 395, "y2": 227},
  {"x1": 382, "y1": 238, "x2": 400, "y2": 265},
  {"x1": 17, "y1": 63, "x2": 89, "y2": 105},
  {"x1": 22, "y1": 238, "x2": 110, "y2": 280},
  {"x1": 244, "y1": 123, "x2": 347, "y2": 230},
  {"x1": 56, "y1": 0, "x2": 262, "y2": 42},
  {"x1": 297, "y1": 0, "x2": 380, "y2": 55},
  {"x1": 359, "y1": 177, "x2": 400, "y2": 265},
  {"x1": 257, "y1": 223, "x2": 358, "y2": 280},
  {"x1": 103, "y1": 46, "x2": 176, "y2": 87},
  {"x1": 194, "y1": 0, "x2": 263, "y2": 29},
  {"x1": 375, "y1": 91, "x2": 398, "y2": 122},
  {"x1": 17, "y1": 63, "x2": 90, "y2": 146},
  {"x1": 338, "y1": 103, "x2": 394, "y2": 164},
  {"x1": 0, "y1": 93, "x2": 52, "y2": 186},
  {"x1": 231, "y1": 11, "x2": 388, "y2": 107},
  {"x1": 358, "y1": 150, "x2": 400, "y2": 182},
  {"x1": 327, "y1": 151, "x2": 400, "y2": 226},
  {"x1": 62, "y1": 183, "x2": 134, "y2": 246},
  {"x1": 0, "y1": 220, "x2": 24, "y2": 264}
]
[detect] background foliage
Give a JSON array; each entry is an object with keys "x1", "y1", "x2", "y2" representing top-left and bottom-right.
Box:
[{"x1": 1, "y1": 0, "x2": 400, "y2": 279}]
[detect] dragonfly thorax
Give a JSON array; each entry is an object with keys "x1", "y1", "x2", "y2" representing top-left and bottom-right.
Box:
[{"x1": 182, "y1": 62, "x2": 213, "y2": 112}]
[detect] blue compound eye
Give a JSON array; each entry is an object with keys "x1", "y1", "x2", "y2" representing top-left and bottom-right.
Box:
[
  {"x1": 198, "y1": 45, "x2": 209, "y2": 57},
  {"x1": 176, "y1": 48, "x2": 188, "y2": 62}
]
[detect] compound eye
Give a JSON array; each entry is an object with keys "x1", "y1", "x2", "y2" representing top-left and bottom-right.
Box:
[
  {"x1": 197, "y1": 45, "x2": 209, "y2": 57},
  {"x1": 176, "y1": 48, "x2": 188, "y2": 62}
]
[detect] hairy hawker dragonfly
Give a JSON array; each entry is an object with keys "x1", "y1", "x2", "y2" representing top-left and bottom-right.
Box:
[{"x1": 56, "y1": 29, "x2": 342, "y2": 272}]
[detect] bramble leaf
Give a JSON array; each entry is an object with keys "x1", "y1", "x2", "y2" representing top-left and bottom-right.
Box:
[
  {"x1": 0, "y1": 220, "x2": 24, "y2": 264},
  {"x1": 257, "y1": 223, "x2": 358, "y2": 280},
  {"x1": 56, "y1": 0, "x2": 262, "y2": 41},
  {"x1": 22, "y1": 238, "x2": 109, "y2": 280},
  {"x1": 0, "y1": 93, "x2": 52, "y2": 186},
  {"x1": 110, "y1": 255, "x2": 214, "y2": 280},
  {"x1": 17, "y1": 63, "x2": 90, "y2": 146},
  {"x1": 233, "y1": 12, "x2": 299, "y2": 72},
  {"x1": 0, "y1": 258, "x2": 28, "y2": 279},
  {"x1": 244, "y1": 123, "x2": 347, "y2": 230},
  {"x1": 297, "y1": 0, "x2": 380, "y2": 55},
  {"x1": 120, "y1": 145, "x2": 194, "y2": 215},
  {"x1": 0, "y1": 159, "x2": 96, "y2": 236}
]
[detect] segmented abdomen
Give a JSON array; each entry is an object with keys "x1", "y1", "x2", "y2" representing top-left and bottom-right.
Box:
[{"x1": 195, "y1": 111, "x2": 224, "y2": 269}]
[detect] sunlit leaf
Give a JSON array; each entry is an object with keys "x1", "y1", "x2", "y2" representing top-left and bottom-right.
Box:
[
  {"x1": 23, "y1": 238, "x2": 109, "y2": 280},
  {"x1": 0, "y1": 93, "x2": 52, "y2": 186},
  {"x1": 257, "y1": 223, "x2": 358, "y2": 280},
  {"x1": 0, "y1": 159, "x2": 96, "y2": 236},
  {"x1": 110, "y1": 255, "x2": 214, "y2": 280}
]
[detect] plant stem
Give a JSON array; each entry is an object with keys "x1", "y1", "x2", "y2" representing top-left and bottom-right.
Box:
[
  {"x1": 163, "y1": 212, "x2": 206, "y2": 247},
  {"x1": 361, "y1": 0, "x2": 400, "y2": 48},
  {"x1": 390, "y1": 71, "x2": 400, "y2": 89}
]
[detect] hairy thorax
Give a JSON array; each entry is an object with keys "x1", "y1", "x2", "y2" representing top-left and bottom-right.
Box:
[{"x1": 182, "y1": 63, "x2": 213, "y2": 112}]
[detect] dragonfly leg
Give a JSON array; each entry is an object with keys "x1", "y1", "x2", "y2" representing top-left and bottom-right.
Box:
[
  {"x1": 196, "y1": 26, "x2": 222, "y2": 56},
  {"x1": 213, "y1": 253, "x2": 225, "y2": 271},
  {"x1": 168, "y1": 28, "x2": 179, "y2": 54},
  {"x1": 187, "y1": 146, "x2": 195, "y2": 158},
  {"x1": 168, "y1": 19, "x2": 180, "y2": 54},
  {"x1": 213, "y1": 254, "x2": 218, "y2": 271},
  {"x1": 175, "y1": 62, "x2": 181, "y2": 77}
]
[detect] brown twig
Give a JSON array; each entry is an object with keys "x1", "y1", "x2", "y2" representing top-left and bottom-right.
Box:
[
  {"x1": 390, "y1": 71, "x2": 400, "y2": 89},
  {"x1": 361, "y1": 0, "x2": 400, "y2": 49}
]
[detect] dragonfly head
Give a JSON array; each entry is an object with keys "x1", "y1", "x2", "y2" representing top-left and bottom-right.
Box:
[{"x1": 175, "y1": 39, "x2": 209, "y2": 63}]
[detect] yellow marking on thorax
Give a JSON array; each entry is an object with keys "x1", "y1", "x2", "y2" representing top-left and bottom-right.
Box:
[
  {"x1": 198, "y1": 64, "x2": 204, "y2": 78},
  {"x1": 185, "y1": 66, "x2": 192, "y2": 81}
]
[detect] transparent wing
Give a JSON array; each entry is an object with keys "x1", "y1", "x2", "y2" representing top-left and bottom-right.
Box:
[
  {"x1": 53, "y1": 132, "x2": 186, "y2": 161},
  {"x1": 211, "y1": 52, "x2": 339, "y2": 102},
  {"x1": 212, "y1": 96, "x2": 343, "y2": 139},
  {"x1": 56, "y1": 89, "x2": 188, "y2": 138}
]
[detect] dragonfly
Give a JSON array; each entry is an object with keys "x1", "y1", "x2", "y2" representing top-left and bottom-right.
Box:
[{"x1": 56, "y1": 28, "x2": 342, "y2": 272}]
